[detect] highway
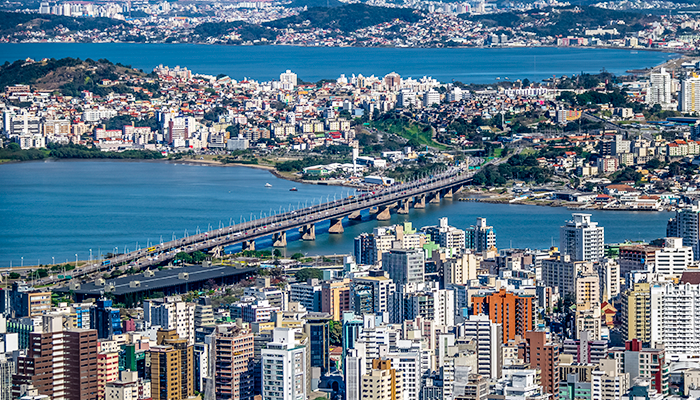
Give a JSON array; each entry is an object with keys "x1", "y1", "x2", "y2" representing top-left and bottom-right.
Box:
[{"x1": 40, "y1": 163, "x2": 482, "y2": 285}]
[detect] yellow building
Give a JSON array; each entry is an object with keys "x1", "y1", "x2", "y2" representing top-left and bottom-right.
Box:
[
  {"x1": 361, "y1": 359, "x2": 403, "y2": 400},
  {"x1": 148, "y1": 329, "x2": 196, "y2": 400},
  {"x1": 621, "y1": 283, "x2": 651, "y2": 343}
]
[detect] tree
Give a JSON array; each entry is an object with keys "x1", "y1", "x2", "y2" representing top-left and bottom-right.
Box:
[
  {"x1": 295, "y1": 268, "x2": 323, "y2": 282},
  {"x1": 192, "y1": 251, "x2": 208, "y2": 263},
  {"x1": 273, "y1": 249, "x2": 282, "y2": 258},
  {"x1": 8, "y1": 272, "x2": 20, "y2": 279},
  {"x1": 291, "y1": 253, "x2": 304, "y2": 260},
  {"x1": 645, "y1": 158, "x2": 662, "y2": 169},
  {"x1": 175, "y1": 252, "x2": 193, "y2": 263},
  {"x1": 329, "y1": 320, "x2": 342, "y2": 346}
]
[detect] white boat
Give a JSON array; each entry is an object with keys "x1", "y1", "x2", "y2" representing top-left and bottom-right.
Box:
[{"x1": 265, "y1": 183, "x2": 272, "y2": 187}]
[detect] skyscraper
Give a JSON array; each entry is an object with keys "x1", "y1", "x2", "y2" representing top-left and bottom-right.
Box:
[
  {"x1": 667, "y1": 204, "x2": 700, "y2": 260},
  {"x1": 213, "y1": 324, "x2": 254, "y2": 400},
  {"x1": 381, "y1": 249, "x2": 425, "y2": 285},
  {"x1": 680, "y1": 75, "x2": 700, "y2": 113},
  {"x1": 304, "y1": 313, "x2": 331, "y2": 374},
  {"x1": 559, "y1": 213, "x2": 604, "y2": 262},
  {"x1": 148, "y1": 329, "x2": 195, "y2": 400},
  {"x1": 360, "y1": 359, "x2": 403, "y2": 400},
  {"x1": 466, "y1": 217, "x2": 496, "y2": 252},
  {"x1": 471, "y1": 288, "x2": 534, "y2": 343},
  {"x1": 648, "y1": 67, "x2": 673, "y2": 108},
  {"x1": 261, "y1": 328, "x2": 307, "y2": 400},
  {"x1": 523, "y1": 331, "x2": 560, "y2": 396},
  {"x1": 621, "y1": 283, "x2": 651, "y2": 343}
]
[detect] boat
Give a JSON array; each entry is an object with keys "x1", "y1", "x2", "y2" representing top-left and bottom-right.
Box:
[
  {"x1": 265, "y1": 183, "x2": 272, "y2": 187},
  {"x1": 289, "y1": 187, "x2": 298, "y2": 191}
]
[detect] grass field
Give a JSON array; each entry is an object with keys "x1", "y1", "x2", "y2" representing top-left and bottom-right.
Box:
[{"x1": 371, "y1": 118, "x2": 447, "y2": 150}]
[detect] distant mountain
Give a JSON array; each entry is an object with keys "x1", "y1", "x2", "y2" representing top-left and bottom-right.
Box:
[
  {"x1": 284, "y1": 0, "x2": 345, "y2": 8},
  {"x1": 0, "y1": 11, "x2": 124, "y2": 36},
  {"x1": 264, "y1": 3, "x2": 423, "y2": 32},
  {"x1": 460, "y1": 6, "x2": 657, "y2": 37}
]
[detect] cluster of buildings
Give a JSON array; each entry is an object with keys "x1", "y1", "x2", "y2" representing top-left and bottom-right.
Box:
[{"x1": 6, "y1": 210, "x2": 700, "y2": 399}]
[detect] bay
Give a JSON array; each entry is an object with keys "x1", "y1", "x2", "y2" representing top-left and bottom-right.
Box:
[
  {"x1": 0, "y1": 43, "x2": 677, "y2": 83},
  {"x1": 0, "y1": 161, "x2": 672, "y2": 266}
]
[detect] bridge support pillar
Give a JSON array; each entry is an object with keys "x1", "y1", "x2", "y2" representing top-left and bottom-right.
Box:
[
  {"x1": 376, "y1": 206, "x2": 392, "y2": 221},
  {"x1": 454, "y1": 184, "x2": 464, "y2": 194},
  {"x1": 414, "y1": 194, "x2": 426, "y2": 209},
  {"x1": 328, "y1": 217, "x2": 344, "y2": 234},
  {"x1": 272, "y1": 232, "x2": 287, "y2": 247},
  {"x1": 443, "y1": 188, "x2": 453, "y2": 198},
  {"x1": 349, "y1": 211, "x2": 362, "y2": 221},
  {"x1": 369, "y1": 206, "x2": 379, "y2": 215},
  {"x1": 242, "y1": 240, "x2": 255, "y2": 252},
  {"x1": 429, "y1": 191, "x2": 441, "y2": 204},
  {"x1": 299, "y1": 224, "x2": 316, "y2": 241},
  {"x1": 209, "y1": 246, "x2": 223, "y2": 258},
  {"x1": 397, "y1": 199, "x2": 410, "y2": 214}
]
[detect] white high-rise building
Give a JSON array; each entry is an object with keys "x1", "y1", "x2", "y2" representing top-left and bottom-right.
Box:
[
  {"x1": 461, "y1": 315, "x2": 503, "y2": 379},
  {"x1": 648, "y1": 68, "x2": 673, "y2": 108},
  {"x1": 423, "y1": 89, "x2": 440, "y2": 107},
  {"x1": 447, "y1": 87, "x2": 463, "y2": 102},
  {"x1": 591, "y1": 359, "x2": 629, "y2": 400},
  {"x1": 466, "y1": 217, "x2": 496, "y2": 252},
  {"x1": 654, "y1": 237, "x2": 693, "y2": 276},
  {"x1": 422, "y1": 217, "x2": 466, "y2": 251},
  {"x1": 680, "y1": 76, "x2": 700, "y2": 113},
  {"x1": 345, "y1": 347, "x2": 366, "y2": 400},
  {"x1": 143, "y1": 296, "x2": 195, "y2": 345},
  {"x1": 559, "y1": 213, "x2": 604, "y2": 262},
  {"x1": 262, "y1": 328, "x2": 307, "y2": 400},
  {"x1": 651, "y1": 283, "x2": 700, "y2": 355},
  {"x1": 279, "y1": 70, "x2": 298, "y2": 89},
  {"x1": 667, "y1": 204, "x2": 700, "y2": 260}
]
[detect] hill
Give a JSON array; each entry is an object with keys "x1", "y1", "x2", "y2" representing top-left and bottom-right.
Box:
[
  {"x1": 264, "y1": 4, "x2": 423, "y2": 32},
  {"x1": 192, "y1": 20, "x2": 277, "y2": 42},
  {"x1": 0, "y1": 57, "x2": 146, "y2": 96},
  {"x1": 461, "y1": 6, "x2": 656, "y2": 37},
  {"x1": 0, "y1": 11, "x2": 124, "y2": 36},
  {"x1": 284, "y1": 0, "x2": 344, "y2": 8}
]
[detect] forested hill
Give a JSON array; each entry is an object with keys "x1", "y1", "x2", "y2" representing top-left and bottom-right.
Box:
[
  {"x1": 0, "y1": 11, "x2": 124, "y2": 36},
  {"x1": 264, "y1": 4, "x2": 423, "y2": 32},
  {"x1": 0, "y1": 57, "x2": 146, "y2": 96}
]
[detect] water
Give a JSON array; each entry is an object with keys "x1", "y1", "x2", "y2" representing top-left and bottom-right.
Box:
[
  {"x1": 0, "y1": 161, "x2": 672, "y2": 266},
  {"x1": 0, "y1": 43, "x2": 677, "y2": 83}
]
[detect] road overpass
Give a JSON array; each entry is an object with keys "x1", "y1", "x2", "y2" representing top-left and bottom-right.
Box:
[{"x1": 41, "y1": 164, "x2": 482, "y2": 285}]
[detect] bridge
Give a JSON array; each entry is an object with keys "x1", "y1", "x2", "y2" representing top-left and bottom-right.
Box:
[{"x1": 44, "y1": 163, "x2": 483, "y2": 285}]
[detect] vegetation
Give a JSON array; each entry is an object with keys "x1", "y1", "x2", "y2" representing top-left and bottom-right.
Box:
[
  {"x1": 294, "y1": 267, "x2": 324, "y2": 282},
  {"x1": 47, "y1": 143, "x2": 163, "y2": 160},
  {"x1": 462, "y1": 6, "x2": 655, "y2": 37},
  {"x1": 370, "y1": 113, "x2": 446, "y2": 150},
  {"x1": 265, "y1": 4, "x2": 422, "y2": 32},
  {"x1": 472, "y1": 153, "x2": 552, "y2": 185},
  {"x1": 0, "y1": 11, "x2": 123, "y2": 37},
  {"x1": 193, "y1": 21, "x2": 277, "y2": 42}
]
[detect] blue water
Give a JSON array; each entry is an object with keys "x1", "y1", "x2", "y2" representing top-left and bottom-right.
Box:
[
  {"x1": 0, "y1": 43, "x2": 677, "y2": 83},
  {"x1": 0, "y1": 161, "x2": 672, "y2": 266}
]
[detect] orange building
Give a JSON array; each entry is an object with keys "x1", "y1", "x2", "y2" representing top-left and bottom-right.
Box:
[
  {"x1": 471, "y1": 288, "x2": 534, "y2": 343},
  {"x1": 321, "y1": 279, "x2": 351, "y2": 321}
]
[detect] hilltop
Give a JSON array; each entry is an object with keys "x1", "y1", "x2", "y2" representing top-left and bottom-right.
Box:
[
  {"x1": 264, "y1": 4, "x2": 423, "y2": 32},
  {"x1": 0, "y1": 57, "x2": 147, "y2": 96},
  {"x1": 0, "y1": 11, "x2": 124, "y2": 36}
]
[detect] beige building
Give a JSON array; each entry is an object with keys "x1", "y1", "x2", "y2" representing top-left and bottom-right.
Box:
[
  {"x1": 592, "y1": 359, "x2": 629, "y2": 400},
  {"x1": 148, "y1": 329, "x2": 195, "y2": 400},
  {"x1": 621, "y1": 283, "x2": 651, "y2": 343},
  {"x1": 361, "y1": 359, "x2": 403, "y2": 400}
]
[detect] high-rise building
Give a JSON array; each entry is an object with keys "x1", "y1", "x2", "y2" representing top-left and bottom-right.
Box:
[
  {"x1": 0, "y1": 354, "x2": 13, "y2": 400},
  {"x1": 466, "y1": 218, "x2": 496, "y2": 252},
  {"x1": 279, "y1": 70, "x2": 298, "y2": 88},
  {"x1": 591, "y1": 359, "x2": 629, "y2": 400},
  {"x1": 562, "y1": 331, "x2": 607, "y2": 365},
  {"x1": 423, "y1": 89, "x2": 441, "y2": 107},
  {"x1": 621, "y1": 283, "x2": 651, "y2": 343},
  {"x1": 321, "y1": 279, "x2": 351, "y2": 321},
  {"x1": 304, "y1": 313, "x2": 331, "y2": 374},
  {"x1": 384, "y1": 72, "x2": 401, "y2": 91},
  {"x1": 91, "y1": 298, "x2": 122, "y2": 339},
  {"x1": 650, "y1": 283, "x2": 700, "y2": 356},
  {"x1": 361, "y1": 359, "x2": 403, "y2": 400},
  {"x1": 523, "y1": 331, "x2": 560, "y2": 396},
  {"x1": 654, "y1": 237, "x2": 693, "y2": 276},
  {"x1": 559, "y1": 373, "x2": 591, "y2": 400},
  {"x1": 104, "y1": 371, "x2": 151, "y2": 400},
  {"x1": 461, "y1": 315, "x2": 503, "y2": 379},
  {"x1": 351, "y1": 271, "x2": 399, "y2": 323},
  {"x1": 261, "y1": 328, "x2": 308, "y2": 400},
  {"x1": 471, "y1": 288, "x2": 534, "y2": 343},
  {"x1": 97, "y1": 351, "x2": 119, "y2": 400},
  {"x1": 648, "y1": 67, "x2": 673, "y2": 107},
  {"x1": 422, "y1": 217, "x2": 465, "y2": 250},
  {"x1": 542, "y1": 254, "x2": 593, "y2": 297},
  {"x1": 404, "y1": 289, "x2": 454, "y2": 327},
  {"x1": 382, "y1": 249, "x2": 425, "y2": 285},
  {"x1": 575, "y1": 271, "x2": 600, "y2": 310},
  {"x1": 13, "y1": 328, "x2": 99, "y2": 400},
  {"x1": 609, "y1": 340, "x2": 668, "y2": 396},
  {"x1": 666, "y1": 204, "x2": 700, "y2": 260},
  {"x1": 213, "y1": 324, "x2": 254, "y2": 400},
  {"x1": 147, "y1": 329, "x2": 195, "y2": 400},
  {"x1": 680, "y1": 76, "x2": 700, "y2": 113},
  {"x1": 144, "y1": 296, "x2": 195, "y2": 345},
  {"x1": 559, "y1": 214, "x2": 604, "y2": 262},
  {"x1": 289, "y1": 279, "x2": 323, "y2": 312}
]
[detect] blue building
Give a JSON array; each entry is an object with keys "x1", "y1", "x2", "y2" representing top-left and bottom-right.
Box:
[{"x1": 90, "y1": 299, "x2": 122, "y2": 339}]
